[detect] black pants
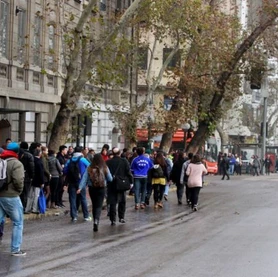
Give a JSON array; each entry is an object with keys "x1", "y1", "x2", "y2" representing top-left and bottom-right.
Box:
[
  {"x1": 20, "y1": 180, "x2": 31, "y2": 209},
  {"x1": 189, "y1": 187, "x2": 201, "y2": 208},
  {"x1": 89, "y1": 186, "x2": 105, "y2": 223},
  {"x1": 153, "y1": 184, "x2": 165, "y2": 203},
  {"x1": 222, "y1": 168, "x2": 230, "y2": 179},
  {"x1": 176, "y1": 182, "x2": 184, "y2": 202},
  {"x1": 265, "y1": 166, "x2": 271, "y2": 175},
  {"x1": 50, "y1": 177, "x2": 59, "y2": 204},
  {"x1": 56, "y1": 176, "x2": 65, "y2": 205},
  {"x1": 185, "y1": 182, "x2": 191, "y2": 202},
  {"x1": 109, "y1": 192, "x2": 126, "y2": 222}
]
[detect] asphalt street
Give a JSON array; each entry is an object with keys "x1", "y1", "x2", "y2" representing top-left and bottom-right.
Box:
[{"x1": 1, "y1": 174, "x2": 278, "y2": 277}]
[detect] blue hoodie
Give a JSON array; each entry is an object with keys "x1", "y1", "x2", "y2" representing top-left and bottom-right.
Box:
[
  {"x1": 130, "y1": 155, "x2": 153, "y2": 178},
  {"x1": 63, "y1": 153, "x2": 90, "y2": 183}
]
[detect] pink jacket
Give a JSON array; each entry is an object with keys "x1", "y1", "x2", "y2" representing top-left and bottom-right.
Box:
[{"x1": 186, "y1": 163, "x2": 207, "y2": 188}]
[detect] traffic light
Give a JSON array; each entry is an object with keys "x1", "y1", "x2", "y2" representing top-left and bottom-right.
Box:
[{"x1": 250, "y1": 67, "x2": 262, "y2": 90}]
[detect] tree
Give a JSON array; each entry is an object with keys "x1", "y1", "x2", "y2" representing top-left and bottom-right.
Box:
[
  {"x1": 47, "y1": 0, "x2": 145, "y2": 151},
  {"x1": 159, "y1": 0, "x2": 278, "y2": 153}
]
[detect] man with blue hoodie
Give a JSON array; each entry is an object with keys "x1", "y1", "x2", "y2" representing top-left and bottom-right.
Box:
[
  {"x1": 63, "y1": 146, "x2": 91, "y2": 222},
  {"x1": 130, "y1": 147, "x2": 153, "y2": 210}
]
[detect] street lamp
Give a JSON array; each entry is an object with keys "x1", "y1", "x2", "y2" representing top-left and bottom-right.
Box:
[{"x1": 181, "y1": 123, "x2": 190, "y2": 151}]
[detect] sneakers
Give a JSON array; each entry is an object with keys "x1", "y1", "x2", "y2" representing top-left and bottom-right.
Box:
[
  {"x1": 154, "y1": 203, "x2": 159, "y2": 209},
  {"x1": 111, "y1": 221, "x2": 116, "y2": 226},
  {"x1": 71, "y1": 217, "x2": 77, "y2": 223},
  {"x1": 140, "y1": 203, "x2": 145, "y2": 209},
  {"x1": 178, "y1": 199, "x2": 182, "y2": 205},
  {"x1": 119, "y1": 218, "x2": 126, "y2": 223},
  {"x1": 11, "y1": 250, "x2": 26, "y2": 257},
  {"x1": 84, "y1": 217, "x2": 92, "y2": 222},
  {"x1": 135, "y1": 204, "x2": 139, "y2": 210},
  {"x1": 93, "y1": 223, "x2": 98, "y2": 232},
  {"x1": 164, "y1": 195, "x2": 168, "y2": 201},
  {"x1": 192, "y1": 205, "x2": 198, "y2": 212}
]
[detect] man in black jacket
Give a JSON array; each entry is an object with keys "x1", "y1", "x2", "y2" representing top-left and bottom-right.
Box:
[
  {"x1": 106, "y1": 148, "x2": 133, "y2": 225},
  {"x1": 19, "y1": 142, "x2": 35, "y2": 212}
]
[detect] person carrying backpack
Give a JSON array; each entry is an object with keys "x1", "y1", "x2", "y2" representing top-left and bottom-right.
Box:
[
  {"x1": 63, "y1": 146, "x2": 91, "y2": 223},
  {"x1": 149, "y1": 152, "x2": 169, "y2": 209},
  {"x1": 78, "y1": 154, "x2": 112, "y2": 232},
  {"x1": 0, "y1": 142, "x2": 25, "y2": 256}
]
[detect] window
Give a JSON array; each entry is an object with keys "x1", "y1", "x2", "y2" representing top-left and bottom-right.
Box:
[
  {"x1": 163, "y1": 48, "x2": 181, "y2": 68},
  {"x1": 138, "y1": 47, "x2": 148, "y2": 70},
  {"x1": 17, "y1": 9, "x2": 26, "y2": 64},
  {"x1": 33, "y1": 15, "x2": 42, "y2": 66},
  {"x1": 0, "y1": 0, "x2": 9, "y2": 58},
  {"x1": 100, "y1": 0, "x2": 106, "y2": 11},
  {"x1": 48, "y1": 25, "x2": 55, "y2": 69}
]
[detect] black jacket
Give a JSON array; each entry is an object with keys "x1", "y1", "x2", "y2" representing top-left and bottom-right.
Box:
[
  {"x1": 32, "y1": 157, "x2": 44, "y2": 187},
  {"x1": 170, "y1": 158, "x2": 185, "y2": 184},
  {"x1": 19, "y1": 149, "x2": 35, "y2": 182}
]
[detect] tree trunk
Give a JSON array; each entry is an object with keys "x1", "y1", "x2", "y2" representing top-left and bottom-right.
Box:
[
  {"x1": 47, "y1": 102, "x2": 71, "y2": 151},
  {"x1": 186, "y1": 120, "x2": 210, "y2": 154},
  {"x1": 159, "y1": 132, "x2": 173, "y2": 153},
  {"x1": 216, "y1": 124, "x2": 228, "y2": 152}
]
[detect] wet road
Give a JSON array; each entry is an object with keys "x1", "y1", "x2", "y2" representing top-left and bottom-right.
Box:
[{"x1": 1, "y1": 174, "x2": 278, "y2": 277}]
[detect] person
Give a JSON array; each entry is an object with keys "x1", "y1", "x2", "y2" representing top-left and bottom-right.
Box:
[
  {"x1": 130, "y1": 147, "x2": 153, "y2": 210},
  {"x1": 25, "y1": 148, "x2": 44, "y2": 214},
  {"x1": 100, "y1": 147, "x2": 109, "y2": 162},
  {"x1": 78, "y1": 154, "x2": 112, "y2": 232},
  {"x1": 106, "y1": 148, "x2": 133, "y2": 225},
  {"x1": 67, "y1": 145, "x2": 74, "y2": 159},
  {"x1": 63, "y1": 146, "x2": 91, "y2": 222},
  {"x1": 220, "y1": 153, "x2": 230, "y2": 180},
  {"x1": 18, "y1": 141, "x2": 35, "y2": 212},
  {"x1": 170, "y1": 151, "x2": 186, "y2": 205},
  {"x1": 252, "y1": 155, "x2": 261, "y2": 176},
  {"x1": 48, "y1": 150, "x2": 63, "y2": 209},
  {"x1": 186, "y1": 154, "x2": 207, "y2": 211},
  {"x1": 163, "y1": 152, "x2": 173, "y2": 201},
  {"x1": 56, "y1": 145, "x2": 68, "y2": 208},
  {"x1": 41, "y1": 146, "x2": 51, "y2": 207},
  {"x1": 263, "y1": 154, "x2": 272, "y2": 175},
  {"x1": 180, "y1": 153, "x2": 193, "y2": 206},
  {"x1": 150, "y1": 152, "x2": 169, "y2": 209},
  {"x1": 235, "y1": 154, "x2": 242, "y2": 175},
  {"x1": 0, "y1": 142, "x2": 25, "y2": 256},
  {"x1": 228, "y1": 154, "x2": 236, "y2": 175}
]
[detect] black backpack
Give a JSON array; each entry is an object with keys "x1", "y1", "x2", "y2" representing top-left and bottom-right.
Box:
[
  {"x1": 67, "y1": 156, "x2": 82, "y2": 184},
  {"x1": 151, "y1": 164, "x2": 164, "y2": 178}
]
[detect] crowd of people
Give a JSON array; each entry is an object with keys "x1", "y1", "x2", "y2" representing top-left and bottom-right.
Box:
[{"x1": 0, "y1": 140, "x2": 211, "y2": 257}]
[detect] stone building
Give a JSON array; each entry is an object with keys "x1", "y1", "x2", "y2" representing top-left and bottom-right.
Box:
[{"x1": 0, "y1": 0, "x2": 134, "y2": 150}]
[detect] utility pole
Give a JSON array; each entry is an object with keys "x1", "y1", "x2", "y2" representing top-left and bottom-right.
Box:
[{"x1": 261, "y1": 77, "x2": 268, "y2": 175}]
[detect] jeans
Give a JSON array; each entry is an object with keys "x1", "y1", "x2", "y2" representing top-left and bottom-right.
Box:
[
  {"x1": 0, "y1": 197, "x2": 24, "y2": 252},
  {"x1": 68, "y1": 185, "x2": 89, "y2": 220},
  {"x1": 88, "y1": 186, "x2": 105, "y2": 223},
  {"x1": 0, "y1": 218, "x2": 4, "y2": 237},
  {"x1": 229, "y1": 164, "x2": 234, "y2": 175},
  {"x1": 164, "y1": 184, "x2": 169, "y2": 196},
  {"x1": 134, "y1": 178, "x2": 147, "y2": 204}
]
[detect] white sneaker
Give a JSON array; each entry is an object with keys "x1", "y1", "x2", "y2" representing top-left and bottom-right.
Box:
[
  {"x1": 11, "y1": 250, "x2": 26, "y2": 257},
  {"x1": 84, "y1": 217, "x2": 92, "y2": 221}
]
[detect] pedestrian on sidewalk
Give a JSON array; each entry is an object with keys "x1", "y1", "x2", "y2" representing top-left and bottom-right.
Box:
[
  {"x1": 25, "y1": 148, "x2": 44, "y2": 214},
  {"x1": 78, "y1": 154, "x2": 112, "y2": 232},
  {"x1": 186, "y1": 154, "x2": 207, "y2": 211},
  {"x1": 63, "y1": 146, "x2": 91, "y2": 223},
  {"x1": 106, "y1": 148, "x2": 133, "y2": 225},
  {"x1": 170, "y1": 151, "x2": 186, "y2": 205},
  {"x1": 130, "y1": 147, "x2": 153, "y2": 210},
  {"x1": 0, "y1": 142, "x2": 26, "y2": 256},
  {"x1": 150, "y1": 152, "x2": 169, "y2": 209},
  {"x1": 180, "y1": 153, "x2": 193, "y2": 206},
  {"x1": 220, "y1": 153, "x2": 230, "y2": 180}
]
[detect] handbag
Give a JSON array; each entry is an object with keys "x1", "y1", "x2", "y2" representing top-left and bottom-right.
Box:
[
  {"x1": 113, "y1": 163, "x2": 130, "y2": 191},
  {"x1": 38, "y1": 188, "x2": 46, "y2": 214}
]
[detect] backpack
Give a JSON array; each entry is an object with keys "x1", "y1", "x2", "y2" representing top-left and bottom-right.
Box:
[
  {"x1": 0, "y1": 158, "x2": 7, "y2": 191},
  {"x1": 67, "y1": 156, "x2": 82, "y2": 184},
  {"x1": 151, "y1": 164, "x2": 164, "y2": 178},
  {"x1": 87, "y1": 166, "x2": 106, "y2": 188}
]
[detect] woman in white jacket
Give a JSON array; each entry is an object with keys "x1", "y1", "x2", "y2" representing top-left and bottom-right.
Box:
[{"x1": 186, "y1": 154, "x2": 207, "y2": 211}]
